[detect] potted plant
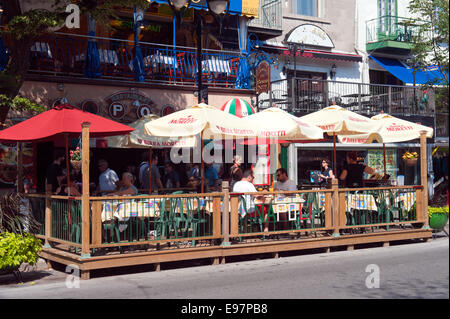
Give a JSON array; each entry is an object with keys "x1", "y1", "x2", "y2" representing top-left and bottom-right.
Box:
[
  {"x1": 70, "y1": 146, "x2": 82, "y2": 171},
  {"x1": 428, "y1": 206, "x2": 449, "y2": 231},
  {"x1": 402, "y1": 151, "x2": 418, "y2": 166}
]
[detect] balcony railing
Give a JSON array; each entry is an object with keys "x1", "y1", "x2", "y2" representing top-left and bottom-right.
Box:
[
  {"x1": 258, "y1": 78, "x2": 435, "y2": 117},
  {"x1": 366, "y1": 15, "x2": 422, "y2": 50},
  {"x1": 20, "y1": 33, "x2": 243, "y2": 88},
  {"x1": 248, "y1": 0, "x2": 282, "y2": 30}
]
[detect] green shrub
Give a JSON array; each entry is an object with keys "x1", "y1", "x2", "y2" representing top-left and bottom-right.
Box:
[{"x1": 0, "y1": 232, "x2": 42, "y2": 271}]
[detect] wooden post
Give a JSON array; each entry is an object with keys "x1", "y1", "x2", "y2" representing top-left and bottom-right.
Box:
[
  {"x1": 201, "y1": 138, "x2": 204, "y2": 193},
  {"x1": 149, "y1": 146, "x2": 152, "y2": 194},
  {"x1": 91, "y1": 201, "x2": 102, "y2": 246},
  {"x1": 331, "y1": 178, "x2": 340, "y2": 236},
  {"x1": 213, "y1": 196, "x2": 222, "y2": 238},
  {"x1": 44, "y1": 184, "x2": 52, "y2": 248},
  {"x1": 81, "y1": 122, "x2": 91, "y2": 258},
  {"x1": 229, "y1": 195, "x2": 239, "y2": 237},
  {"x1": 419, "y1": 131, "x2": 429, "y2": 228},
  {"x1": 221, "y1": 181, "x2": 230, "y2": 245},
  {"x1": 333, "y1": 132, "x2": 337, "y2": 177},
  {"x1": 17, "y1": 142, "x2": 24, "y2": 193},
  {"x1": 325, "y1": 190, "x2": 332, "y2": 229}
]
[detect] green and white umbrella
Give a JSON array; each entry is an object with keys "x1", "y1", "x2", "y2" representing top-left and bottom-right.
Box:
[{"x1": 221, "y1": 98, "x2": 255, "y2": 118}]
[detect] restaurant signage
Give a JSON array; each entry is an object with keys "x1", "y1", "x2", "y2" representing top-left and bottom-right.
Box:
[
  {"x1": 108, "y1": 102, "x2": 127, "y2": 120},
  {"x1": 256, "y1": 61, "x2": 270, "y2": 94},
  {"x1": 104, "y1": 90, "x2": 156, "y2": 122},
  {"x1": 286, "y1": 24, "x2": 334, "y2": 48}
]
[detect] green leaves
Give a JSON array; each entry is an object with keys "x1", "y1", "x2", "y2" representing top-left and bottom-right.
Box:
[
  {"x1": 0, "y1": 192, "x2": 42, "y2": 236},
  {"x1": 0, "y1": 232, "x2": 42, "y2": 271},
  {"x1": 0, "y1": 94, "x2": 46, "y2": 113}
]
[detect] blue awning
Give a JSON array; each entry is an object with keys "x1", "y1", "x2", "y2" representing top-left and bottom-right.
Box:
[
  {"x1": 369, "y1": 56, "x2": 447, "y2": 85},
  {"x1": 150, "y1": 0, "x2": 258, "y2": 17}
]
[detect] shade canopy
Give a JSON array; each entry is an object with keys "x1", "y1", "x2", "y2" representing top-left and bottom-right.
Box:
[
  {"x1": 0, "y1": 104, "x2": 134, "y2": 142},
  {"x1": 106, "y1": 114, "x2": 196, "y2": 148},
  {"x1": 221, "y1": 98, "x2": 255, "y2": 118},
  {"x1": 144, "y1": 103, "x2": 257, "y2": 139},
  {"x1": 298, "y1": 105, "x2": 379, "y2": 135},
  {"x1": 369, "y1": 56, "x2": 447, "y2": 85},
  {"x1": 338, "y1": 113, "x2": 434, "y2": 144},
  {"x1": 244, "y1": 107, "x2": 324, "y2": 140}
]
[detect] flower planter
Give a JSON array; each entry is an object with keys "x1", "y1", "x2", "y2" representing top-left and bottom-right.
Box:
[
  {"x1": 70, "y1": 160, "x2": 82, "y2": 170},
  {"x1": 404, "y1": 158, "x2": 418, "y2": 167},
  {"x1": 429, "y1": 213, "x2": 449, "y2": 230}
]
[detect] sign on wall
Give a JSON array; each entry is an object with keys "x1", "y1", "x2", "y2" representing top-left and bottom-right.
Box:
[
  {"x1": 256, "y1": 61, "x2": 270, "y2": 94},
  {"x1": 286, "y1": 24, "x2": 334, "y2": 48},
  {"x1": 104, "y1": 90, "x2": 156, "y2": 122}
]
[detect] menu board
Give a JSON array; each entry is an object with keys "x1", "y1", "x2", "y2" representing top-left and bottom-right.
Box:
[
  {"x1": 366, "y1": 149, "x2": 397, "y2": 181},
  {"x1": 0, "y1": 143, "x2": 34, "y2": 186}
]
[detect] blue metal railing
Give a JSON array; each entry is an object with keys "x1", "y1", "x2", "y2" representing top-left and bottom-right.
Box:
[{"x1": 26, "y1": 32, "x2": 243, "y2": 88}]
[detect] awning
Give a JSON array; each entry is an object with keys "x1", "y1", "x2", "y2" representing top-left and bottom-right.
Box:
[
  {"x1": 369, "y1": 56, "x2": 447, "y2": 85},
  {"x1": 263, "y1": 42, "x2": 362, "y2": 62},
  {"x1": 150, "y1": 0, "x2": 259, "y2": 18}
]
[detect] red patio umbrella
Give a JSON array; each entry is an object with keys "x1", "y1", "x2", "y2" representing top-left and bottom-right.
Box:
[
  {"x1": 0, "y1": 104, "x2": 134, "y2": 192},
  {"x1": 0, "y1": 104, "x2": 134, "y2": 142}
]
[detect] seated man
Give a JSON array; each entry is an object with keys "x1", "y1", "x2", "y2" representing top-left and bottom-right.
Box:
[
  {"x1": 233, "y1": 170, "x2": 268, "y2": 232},
  {"x1": 110, "y1": 172, "x2": 138, "y2": 196},
  {"x1": 274, "y1": 168, "x2": 297, "y2": 192},
  {"x1": 273, "y1": 168, "x2": 297, "y2": 230}
]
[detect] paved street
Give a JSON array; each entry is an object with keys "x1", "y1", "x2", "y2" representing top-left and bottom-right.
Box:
[{"x1": 0, "y1": 236, "x2": 448, "y2": 299}]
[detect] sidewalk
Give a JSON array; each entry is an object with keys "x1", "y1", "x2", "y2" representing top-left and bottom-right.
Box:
[{"x1": 1, "y1": 222, "x2": 448, "y2": 288}]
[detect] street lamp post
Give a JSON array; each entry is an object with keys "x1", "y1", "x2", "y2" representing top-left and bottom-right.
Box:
[{"x1": 286, "y1": 41, "x2": 304, "y2": 113}]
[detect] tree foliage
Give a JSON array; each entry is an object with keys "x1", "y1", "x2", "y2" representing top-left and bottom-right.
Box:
[{"x1": 408, "y1": 0, "x2": 449, "y2": 87}]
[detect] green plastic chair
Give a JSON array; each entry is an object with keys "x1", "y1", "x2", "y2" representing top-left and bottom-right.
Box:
[{"x1": 184, "y1": 197, "x2": 207, "y2": 246}]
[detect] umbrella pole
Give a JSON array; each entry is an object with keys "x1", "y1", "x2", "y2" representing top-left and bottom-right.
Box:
[
  {"x1": 201, "y1": 138, "x2": 204, "y2": 193},
  {"x1": 333, "y1": 132, "x2": 337, "y2": 177},
  {"x1": 383, "y1": 143, "x2": 387, "y2": 180},
  {"x1": 149, "y1": 146, "x2": 152, "y2": 194},
  {"x1": 17, "y1": 142, "x2": 24, "y2": 193},
  {"x1": 65, "y1": 134, "x2": 71, "y2": 188}
]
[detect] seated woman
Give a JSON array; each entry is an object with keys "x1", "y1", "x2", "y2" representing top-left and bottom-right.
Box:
[{"x1": 110, "y1": 172, "x2": 138, "y2": 196}]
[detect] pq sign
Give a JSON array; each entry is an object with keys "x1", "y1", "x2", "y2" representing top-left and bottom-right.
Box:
[
  {"x1": 109, "y1": 102, "x2": 127, "y2": 120},
  {"x1": 136, "y1": 104, "x2": 152, "y2": 118}
]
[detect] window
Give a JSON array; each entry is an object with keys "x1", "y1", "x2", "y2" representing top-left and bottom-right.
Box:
[
  {"x1": 292, "y1": 0, "x2": 318, "y2": 17},
  {"x1": 378, "y1": 0, "x2": 397, "y2": 34}
]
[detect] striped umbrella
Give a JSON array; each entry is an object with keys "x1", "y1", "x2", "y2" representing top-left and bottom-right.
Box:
[{"x1": 221, "y1": 98, "x2": 255, "y2": 118}]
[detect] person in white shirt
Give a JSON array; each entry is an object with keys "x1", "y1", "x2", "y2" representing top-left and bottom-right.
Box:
[
  {"x1": 97, "y1": 159, "x2": 119, "y2": 195},
  {"x1": 233, "y1": 170, "x2": 267, "y2": 232},
  {"x1": 273, "y1": 168, "x2": 297, "y2": 230}
]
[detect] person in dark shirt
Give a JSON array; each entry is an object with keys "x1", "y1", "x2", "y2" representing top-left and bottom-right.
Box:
[
  {"x1": 229, "y1": 155, "x2": 243, "y2": 189},
  {"x1": 164, "y1": 163, "x2": 180, "y2": 189},
  {"x1": 319, "y1": 159, "x2": 335, "y2": 188},
  {"x1": 339, "y1": 151, "x2": 375, "y2": 188},
  {"x1": 45, "y1": 150, "x2": 65, "y2": 193}
]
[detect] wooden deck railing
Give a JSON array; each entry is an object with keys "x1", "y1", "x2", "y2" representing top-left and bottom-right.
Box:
[{"x1": 25, "y1": 181, "x2": 426, "y2": 258}]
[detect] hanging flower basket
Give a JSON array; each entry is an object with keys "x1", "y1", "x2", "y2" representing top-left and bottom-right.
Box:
[
  {"x1": 70, "y1": 160, "x2": 82, "y2": 170},
  {"x1": 402, "y1": 151, "x2": 418, "y2": 166},
  {"x1": 70, "y1": 147, "x2": 82, "y2": 170}
]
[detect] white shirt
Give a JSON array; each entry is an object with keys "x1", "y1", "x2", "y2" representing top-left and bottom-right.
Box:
[
  {"x1": 274, "y1": 179, "x2": 297, "y2": 191},
  {"x1": 233, "y1": 180, "x2": 257, "y2": 215},
  {"x1": 99, "y1": 168, "x2": 119, "y2": 192}
]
